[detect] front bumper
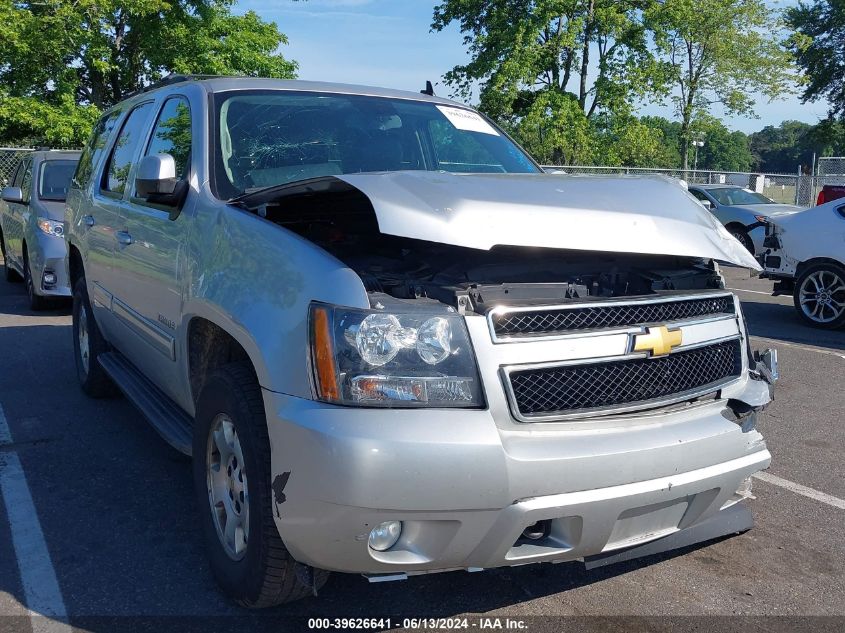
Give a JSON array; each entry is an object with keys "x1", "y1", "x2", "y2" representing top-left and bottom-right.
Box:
[
  {"x1": 264, "y1": 387, "x2": 771, "y2": 575},
  {"x1": 28, "y1": 231, "x2": 70, "y2": 297}
]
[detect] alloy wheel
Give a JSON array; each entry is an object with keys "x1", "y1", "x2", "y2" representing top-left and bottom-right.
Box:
[
  {"x1": 798, "y1": 269, "x2": 845, "y2": 324},
  {"x1": 206, "y1": 414, "x2": 250, "y2": 561}
]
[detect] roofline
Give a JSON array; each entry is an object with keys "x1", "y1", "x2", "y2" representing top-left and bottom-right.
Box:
[
  {"x1": 107, "y1": 76, "x2": 469, "y2": 112},
  {"x1": 31, "y1": 150, "x2": 82, "y2": 159}
]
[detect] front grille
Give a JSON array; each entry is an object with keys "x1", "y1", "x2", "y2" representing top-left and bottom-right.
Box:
[
  {"x1": 508, "y1": 339, "x2": 742, "y2": 418},
  {"x1": 491, "y1": 294, "x2": 734, "y2": 339}
]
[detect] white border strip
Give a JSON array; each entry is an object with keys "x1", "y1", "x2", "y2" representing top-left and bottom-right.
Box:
[
  {"x1": 0, "y1": 403, "x2": 70, "y2": 632},
  {"x1": 727, "y1": 287, "x2": 775, "y2": 296},
  {"x1": 753, "y1": 472, "x2": 845, "y2": 510},
  {"x1": 750, "y1": 336, "x2": 845, "y2": 360}
]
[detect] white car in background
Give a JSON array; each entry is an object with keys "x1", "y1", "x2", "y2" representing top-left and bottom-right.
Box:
[{"x1": 760, "y1": 198, "x2": 845, "y2": 328}]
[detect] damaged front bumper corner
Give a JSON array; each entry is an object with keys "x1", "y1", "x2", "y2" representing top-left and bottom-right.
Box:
[{"x1": 753, "y1": 348, "x2": 779, "y2": 386}]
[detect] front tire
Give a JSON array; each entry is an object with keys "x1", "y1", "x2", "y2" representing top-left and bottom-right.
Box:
[
  {"x1": 729, "y1": 227, "x2": 754, "y2": 255},
  {"x1": 72, "y1": 278, "x2": 117, "y2": 397},
  {"x1": 793, "y1": 262, "x2": 845, "y2": 329},
  {"x1": 23, "y1": 255, "x2": 49, "y2": 311},
  {"x1": 193, "y1": 362, "x2": 328, "y2": 607}
]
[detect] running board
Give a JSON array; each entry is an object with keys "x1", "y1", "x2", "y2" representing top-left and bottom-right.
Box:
[{"x1": 98, "y1": 352, "x2": 193, "y2": 456}]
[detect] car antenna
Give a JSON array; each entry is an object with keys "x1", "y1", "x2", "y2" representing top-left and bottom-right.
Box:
[{"x1": 421, "y1": 80, "x2": 435, "y2": 97}]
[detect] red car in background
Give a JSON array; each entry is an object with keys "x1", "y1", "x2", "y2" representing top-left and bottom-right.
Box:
[{"x1": 817, "y1": 185, "x2": 845, "y2": 205}]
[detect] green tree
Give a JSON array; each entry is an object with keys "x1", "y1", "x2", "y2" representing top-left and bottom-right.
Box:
[
  {"x1": 639, "y1": 115, "x2": 683, "y2": 167},
  {"x1": 749, "y1": 119, "x2": 845, "y2": 173},
  {"x1": 0, "y1": 94, "x2": 100, "y2": 147},
  {"x1": 805, "y1": 119, "x2": 845, "y2": 158},
  {"x1": 432, "y1": 0, "x2": 661, "y2": 164},
  {"x1": 507, "y1": 91, "x2": 598, "y2": 165},
  {"x1": 594, "y1": 114, "x2": 680, "y2": 167},
  {"x1": 0, "y1": 0, "x2": 297, "y2": 146},
  {"x1": 749, "y1": 120, "x2": 814, "y2": 172},
  {"x1": 690, "y1": 116, "x2": 753, "y2": 172},
  {"x1": 786, "y1": 0, "x2": 845, "y2": 121},
  {"x1": 646, "y1": 0, "x2": 796, "y2": 171}
]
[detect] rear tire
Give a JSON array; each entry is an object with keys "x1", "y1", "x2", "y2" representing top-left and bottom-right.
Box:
[
  {"x1": 72, "y1": 278, "x2": 117, "y2": 397},
  {"x1": 193, "y1": 362, "x2": 328, "y2": 607},
  {"x1": 793, "y1": 262, "x2": 845, "y2": 329},
  {"x1": 23, "y1": 254, "x2": 49, "y2": 311}
]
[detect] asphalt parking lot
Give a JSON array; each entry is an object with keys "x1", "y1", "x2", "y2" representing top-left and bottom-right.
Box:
[{"x1": 0, "y1": 263, "x2": 843, "y2": 632}]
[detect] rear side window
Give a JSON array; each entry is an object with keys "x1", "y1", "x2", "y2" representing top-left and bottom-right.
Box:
[
  {"x1": 74, "y1": 111, "x2": 120, "y2": 189},
  {"x1": 39, "y1": 160, "x2": 78, "y2": 201},
  {"x1": 103, "y1": 102, "x2": 155, "y2": 195},
  {"x1": 144, "y1": 97, "x2": 192, "y2": 180}
]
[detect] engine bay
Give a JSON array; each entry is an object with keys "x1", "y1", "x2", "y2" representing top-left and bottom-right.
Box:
[{"x1": 238, "y1": 183, "x2": 725, "y2": 313}]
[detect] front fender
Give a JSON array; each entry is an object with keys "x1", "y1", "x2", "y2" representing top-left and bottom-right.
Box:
[{"x1": 184, "y1": 202, "x2": 369, "y2": 398}]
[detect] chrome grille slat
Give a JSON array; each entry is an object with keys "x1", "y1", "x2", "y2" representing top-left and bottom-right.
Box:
[
  {"x1": 508, "y1": 339, "x2": 742, "y2": 418},
  {"x1": 491, "y1": 294, "x2": 735, "y2": 339}
]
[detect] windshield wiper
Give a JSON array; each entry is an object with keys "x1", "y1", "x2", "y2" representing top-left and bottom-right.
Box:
[{"x1": 228, "y1": 176, "x2": 354, "y2": 209}]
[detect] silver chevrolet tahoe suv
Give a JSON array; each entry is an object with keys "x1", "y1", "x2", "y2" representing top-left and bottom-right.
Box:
[{"x1": 65, "y1": 75, "x2": 778, "y2": 607}]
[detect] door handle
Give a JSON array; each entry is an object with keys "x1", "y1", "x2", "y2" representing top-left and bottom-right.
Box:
[
  {"x1": 83, "y1": 215, "x2": 95, "y2": 227},
  {"x1": 116, "y1": 231, "x2": 133, "y2": 246}
]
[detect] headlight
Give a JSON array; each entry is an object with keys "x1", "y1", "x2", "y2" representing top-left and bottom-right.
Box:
[
  {"x1": 310, "y1": 303, "x2": 484, "y2": 408},
  {"x1": 37, "y1": 218, "x2": 65, "y2": 237}
]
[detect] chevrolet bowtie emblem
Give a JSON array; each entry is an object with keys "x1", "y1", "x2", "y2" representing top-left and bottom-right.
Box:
[{"x1": 632, "y1": 326, "x2": 683, "y2": 357}]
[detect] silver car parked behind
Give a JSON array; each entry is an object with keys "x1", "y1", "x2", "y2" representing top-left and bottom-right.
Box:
[
  {"x1": 687, "y1": 184, "x2": 803, "y2": 256},
  {"x1": 0, "y1": 150, "x2": 81, "y2": 309}
]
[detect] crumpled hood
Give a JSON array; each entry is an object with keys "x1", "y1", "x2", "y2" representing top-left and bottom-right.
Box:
[{"x1": 336, "y1": 171, "x2": 761, "y2": 269}]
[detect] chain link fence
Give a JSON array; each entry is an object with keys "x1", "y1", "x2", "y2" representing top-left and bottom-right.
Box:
[
  {"x1": 542, "y1": 165, "x2": 812, "y2": 205},
  {"x1": 817, "y1": 157, "x2": 845, "y2": 184},
  {"x1": 0, "y1": 147, "x2": 34, "y2": 187}
]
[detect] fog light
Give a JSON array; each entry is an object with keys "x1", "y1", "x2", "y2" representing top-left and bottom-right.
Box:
[
  {"x1": 521, "y1": 520, "x2": 551, "y2": 541},
  {"x1": 42, "y1": 272, "x2": 57, "y2": 287},
  {"x1": 368, "y1": 521, "x2": 402, "y2": 551}
]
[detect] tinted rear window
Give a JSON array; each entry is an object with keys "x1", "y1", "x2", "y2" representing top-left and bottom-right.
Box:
[{"x1": 39, "y1": 160, "x2": 78, "y2": 201}]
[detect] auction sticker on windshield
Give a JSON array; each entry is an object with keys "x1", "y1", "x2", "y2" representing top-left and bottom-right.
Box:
[{"x1": 436, "y1": 105, "x2": 500, "y2": 136}]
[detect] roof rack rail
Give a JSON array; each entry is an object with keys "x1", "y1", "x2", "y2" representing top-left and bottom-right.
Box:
[{"x1": 126, "y1": 73, "x2": 236, "y2": 99}]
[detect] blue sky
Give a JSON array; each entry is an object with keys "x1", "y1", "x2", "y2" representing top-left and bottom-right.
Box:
[{"x1": 239, "y1": 0, "x2": 830, "y2": 134}]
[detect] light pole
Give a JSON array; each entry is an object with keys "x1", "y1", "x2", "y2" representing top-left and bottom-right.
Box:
[{"x1": 692, "y1": 140, "x2": 705, "y2": 181}]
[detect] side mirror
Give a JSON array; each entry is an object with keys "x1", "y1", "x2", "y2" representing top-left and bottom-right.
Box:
[
  {"x1": 700, "y1": 199, "x2": 712, "y2": 210},
  {"x1": 135, "y1": 154, "x2": 178, "y2": 197},
  {"x1": 1, "y1": 187, "x2": 24, "y2": 204},
  {"x1": 134, "y1": 154, "x2": 187, "y2": 218}
]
